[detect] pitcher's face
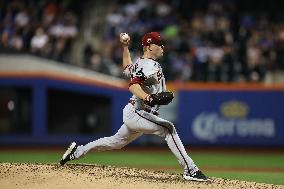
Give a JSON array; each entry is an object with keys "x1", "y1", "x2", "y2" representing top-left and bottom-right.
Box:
[{"x1": 149, "y1": 44, "x2": 164, "y2": 58}]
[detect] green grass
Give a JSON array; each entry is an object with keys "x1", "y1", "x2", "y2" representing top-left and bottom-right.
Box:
[
  {"x1": 0, "y1": 150, "x2": 283, "y2": 185},
  {"x1": 207, "y1": 171, "x2": 284, "y2": 185},
  {"x1": 191, "y1": 153, "x2": 284, "y2": 168}
]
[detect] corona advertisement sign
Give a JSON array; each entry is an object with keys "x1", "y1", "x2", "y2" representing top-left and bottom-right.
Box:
[{"x1": 178, "y1": 89, "x2": 284, "y2": 146}]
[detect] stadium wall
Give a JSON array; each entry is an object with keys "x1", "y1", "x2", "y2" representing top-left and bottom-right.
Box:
[
  {"x1": 175, "y1": 83, "x2": 284, "y2": 146},
  {"x1": 0, "y1": 55, "x2": 284, "y2": 146}
]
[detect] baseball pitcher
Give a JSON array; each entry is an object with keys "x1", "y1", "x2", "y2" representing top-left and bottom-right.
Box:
[{"x1": 60, "y1": 32, "x2": 208, "y2": 182}]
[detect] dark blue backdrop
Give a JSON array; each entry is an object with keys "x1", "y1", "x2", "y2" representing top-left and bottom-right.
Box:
[
  {"x1": 178, "y1": 90, "x2": 284, "y2": 146},
  {"x1": 0, "y1": 77, "x2": 130, "y2": 145},
  {"x1": 1, "y1": 76, "x2": 284, "y2": 146}
]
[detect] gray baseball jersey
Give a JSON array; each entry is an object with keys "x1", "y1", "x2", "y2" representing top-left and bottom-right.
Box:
[
  {"x1": 124, "y1": 57, "x2": 166, "y2": 114},
  {"x1": 73, "y1": 57, "x2": 198, "y2": 174}
]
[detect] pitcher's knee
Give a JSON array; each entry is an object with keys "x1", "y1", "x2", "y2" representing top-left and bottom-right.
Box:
[
  {"x1": 111, "y1": 140, "x2": 127, "y2": 149},
  {"x1": 110, "y1": 135, "x2": 128, "y2": 149},
  {"x1": 163, "y1": 122, "x2": 175, "y2": 134}
]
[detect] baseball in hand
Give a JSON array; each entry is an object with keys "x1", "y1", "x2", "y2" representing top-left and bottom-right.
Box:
[{"x1": 120, "y1": 33, "x2": 130, "y2": 42}]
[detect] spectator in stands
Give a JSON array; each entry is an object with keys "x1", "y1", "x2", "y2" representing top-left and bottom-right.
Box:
[
  {"x1": 42, "y1": 1, "x2": 59, "y2": 27},
  {"x1": 9, "y1": 30, "x2": 23, "y2": 50},
  {"x1": 0, "y1": 0, "x2": 79, "y2": 64},
  {"x1": 96, "y1": 0, "x2": 284, "y2": 82},
  {"x1": 1, "y1": 0, "x2": 284, "y2": 83},
  {"x1": 14, "y1": 8, "x2": 30, "y2": 29},
  {"x1": 30, "y1": 27, "x2": 49, "y2": 55}
]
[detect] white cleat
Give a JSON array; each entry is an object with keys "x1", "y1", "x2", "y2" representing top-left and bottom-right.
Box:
[
  {"x1": 183, "y1": 170, "x2": 208, "y2": 182},
  {"x1": 60, "y1": 142, "x2": 78, "y2": 165}
]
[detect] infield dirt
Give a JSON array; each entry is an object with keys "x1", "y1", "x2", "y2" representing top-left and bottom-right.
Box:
[{"x1": 0, "y1": 163, "x2": 283, "y2": 189}]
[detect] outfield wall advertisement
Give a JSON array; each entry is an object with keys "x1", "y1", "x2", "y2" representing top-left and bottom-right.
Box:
[
  {"x1": 178, "y1": 90, "x2": 284, "y2": 146},
  {"x1": 1, "y1": 72, "x2": 284, "y2": 146}
]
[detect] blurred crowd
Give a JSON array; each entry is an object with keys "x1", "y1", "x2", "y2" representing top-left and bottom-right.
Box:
[
  {"x1": 0, "y1": 0, "x2": 79, "y2": 63},
  {"x1": 2, "y1": 0, "x2": 284, "y2": 83},
  {"x1": 84, "y1": 0, "x2": 284, "y2": 82}
]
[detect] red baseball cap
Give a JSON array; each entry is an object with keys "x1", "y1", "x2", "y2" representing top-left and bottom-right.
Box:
[{"x1": 142, "y1": 32, "x2": 163, "y2": 47}]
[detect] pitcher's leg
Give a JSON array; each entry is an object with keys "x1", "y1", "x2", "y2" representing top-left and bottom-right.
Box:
[
  {"x1": 134, "y1": 110, "x2": 198, "y2": 173},
  {"x1": 165, "y1": 128, "x2": 198, "y2": 173},
  {"x1": 74, "y1": 124, "x2": 142, "y2": 158}
]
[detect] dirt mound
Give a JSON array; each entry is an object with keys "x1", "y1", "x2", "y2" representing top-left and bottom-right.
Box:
[{"x1": 0, "y1": 163, "x2": 283, "y2": 189}]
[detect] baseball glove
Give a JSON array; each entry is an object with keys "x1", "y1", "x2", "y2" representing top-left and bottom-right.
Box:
[{"x1": 144, "y1": 91, "x2": 174, "y2": 106}]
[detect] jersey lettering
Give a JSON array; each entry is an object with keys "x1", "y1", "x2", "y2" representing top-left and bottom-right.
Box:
[{"x1": 157, "y1": 70, "x2": 163, "y2": 81}]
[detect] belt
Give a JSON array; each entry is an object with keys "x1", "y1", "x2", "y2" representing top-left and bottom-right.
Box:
[
  {"x1": 129, "y1": 99, "x2": 135, "y2": 106},
  {"x1": 128, "y1": 100, "x2": 159, "y2": 116}
]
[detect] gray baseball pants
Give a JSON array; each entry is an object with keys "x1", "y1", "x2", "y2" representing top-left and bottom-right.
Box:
[{"x1": 74, "y1": 103, "x2": 198, "y2": 173}]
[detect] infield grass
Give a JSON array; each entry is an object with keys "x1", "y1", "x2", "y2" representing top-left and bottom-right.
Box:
[{"x1": 0, "y1": 150, "x2": 283, "y2": 185}]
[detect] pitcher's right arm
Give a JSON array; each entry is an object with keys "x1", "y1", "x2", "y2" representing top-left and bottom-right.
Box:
[
  {"x1": 120, "y1": 33, "x2": 132, "y2": 69},
  {"x1": 129, "y1": 84, "x2": 149, "y2": 101}
]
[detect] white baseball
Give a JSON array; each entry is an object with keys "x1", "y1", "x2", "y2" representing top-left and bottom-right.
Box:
[{"x1": 121, "y1": 33, "x2": 129, "y2": 41}]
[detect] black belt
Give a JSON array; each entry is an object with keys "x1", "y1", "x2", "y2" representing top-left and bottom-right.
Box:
[
  {"x1": 129, "y1": 99, "x2": 135, "y2": 106},
  {"x1": 128, "y1": 100, "x2": 159, "y2": 116}
]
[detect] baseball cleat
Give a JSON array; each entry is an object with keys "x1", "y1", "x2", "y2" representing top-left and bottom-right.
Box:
[
  {"x1": 60, "y1": 142, "x2": 78, "y2": 165},
  {"x1": 183, "y1": 170, "x2": 208, "y2": 182}
]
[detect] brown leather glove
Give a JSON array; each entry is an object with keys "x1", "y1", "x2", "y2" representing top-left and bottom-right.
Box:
[{"x1": 144, "y1": 91, "x2": 174, "y2": 106}]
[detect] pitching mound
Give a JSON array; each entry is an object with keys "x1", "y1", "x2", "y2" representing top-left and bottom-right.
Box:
[{"x1": 0, "y1": 163, "x2": 283, "y2": 189}]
